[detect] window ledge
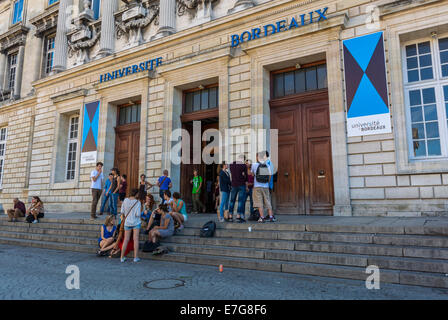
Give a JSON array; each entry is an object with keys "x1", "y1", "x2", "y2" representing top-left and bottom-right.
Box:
[{"x1": 397, "y1": 158, "x2": 448, "y2": 174}]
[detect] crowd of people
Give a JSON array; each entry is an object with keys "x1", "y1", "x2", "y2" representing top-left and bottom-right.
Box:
[
  {"x1": 216, "y1": 150, "x2": 276, "y2": 223},
  {"x1": 5, "y1": 150, "x2": 276, "y2": 262}
]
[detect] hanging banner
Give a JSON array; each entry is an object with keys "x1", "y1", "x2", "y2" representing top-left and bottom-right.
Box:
[
  {"x1": 81, "y1": 101, "x2": 100, "y2": 165},
  {"x1": 343, "y1": 31, "x2": 392, "y2": 137}
]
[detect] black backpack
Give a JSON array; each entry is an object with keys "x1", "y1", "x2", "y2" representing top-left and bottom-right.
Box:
[
  {"x1": 256, "y1": 162, "x2": 270, "y2": 184},
  {"x1": 200, "y1": 221, "x2": 216, "y2": 238},
  {"x1": 248, "y1": 209, "x2": 260, "y2": 221},
  {"x1": 142, "y1": 240, "x2": 160, "y2": 253}
]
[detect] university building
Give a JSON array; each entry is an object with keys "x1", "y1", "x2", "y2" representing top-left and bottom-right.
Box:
[{"x1": 0, "y1": 0, "x2": 447, "y2": 217}]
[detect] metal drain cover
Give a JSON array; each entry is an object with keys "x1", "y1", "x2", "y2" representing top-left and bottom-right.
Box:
[{"x1": 143, "y1": 279, "x2": 185, "y2": 290}]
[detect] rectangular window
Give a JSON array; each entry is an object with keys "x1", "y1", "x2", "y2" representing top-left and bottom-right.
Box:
[
  {"x1": 273, "y1": 64, "x2": 328, "y2": 98},
  {"x1": 0, "y1": 127, "x2": 7, "y2": 187},
  {"x1": 66, "y1": 116, "x2": 79, "y2": 181},
  {"x1": 403, "y1": 36, "x2": 448, "y2": 160},
  {"x1": 44, "y1": 35, "x2": 55, "y2": 75},
  {"x1": 183, "y1": 86, "x2": 219, "y2": 114},
  {"x1": 12, "y1": 0, "x2": 24, "y2": 25},
  {"x1": 8, "y1": 53, "x2": 18, "y2": 91},
  {"x1": 91, "y1": 0, "x2": 101, "y2": 20},
  {"x1": 118, "y1": 104, "x2": 141, "y2": 126}
]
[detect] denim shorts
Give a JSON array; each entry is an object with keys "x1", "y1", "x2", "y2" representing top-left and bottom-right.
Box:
[{"x1": 124, "y1": 223, "x2": 141, "y2": 231}]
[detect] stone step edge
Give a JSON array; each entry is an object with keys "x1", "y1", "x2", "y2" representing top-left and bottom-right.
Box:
[
  {"x1": 2, "y1": 222, "x2": 448, "y2": 247},
  {"x1": 0, "y1": 236, "x2": 446, "y2": 289},
  {"x1": 1, "y1": 229, "x2": 448, "y2": 259},
  {"x1": 1, "y1": 231, "x2": 448, "y2": 272},
  {"x1": 2, "y1": 217, "x2": 446, "y2": 236}
]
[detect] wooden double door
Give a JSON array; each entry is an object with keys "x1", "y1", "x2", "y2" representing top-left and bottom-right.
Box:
[
  {"x1": 270, "y1": 90, "x2": 334, "y2": 215},
  {"x1": 114, "y1": 123, "x2": 140, "y2": 196}
]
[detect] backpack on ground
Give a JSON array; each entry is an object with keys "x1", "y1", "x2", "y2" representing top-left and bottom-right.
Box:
[
  {"x1": 256, "y1": 163, "x2": 270, "y2": 184},
  {"x1": 200, "y1": 221, "x2": 216, "y2": 238},
  {"x1": 248, "y1": 209, "x2": 260, "y2": 221},
  {"x1": 142, "y1": 240, "x2": 160, "y2": 252},
  {"x1": 25, "y1": 215, "x2": 35, "y2": 223}
]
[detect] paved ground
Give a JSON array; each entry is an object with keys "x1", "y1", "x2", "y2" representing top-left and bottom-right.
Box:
[{"x1": 0, "y1": 244, "x2": 447, "y2": 300}]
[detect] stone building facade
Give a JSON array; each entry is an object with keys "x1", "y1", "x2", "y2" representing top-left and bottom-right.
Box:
[{"x1": 0, "y1": 0, "x2": 447, "y2": 216}]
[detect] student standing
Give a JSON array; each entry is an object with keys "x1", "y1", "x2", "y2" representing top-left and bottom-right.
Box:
[
  {"x1": 120, "y1": 189, "x2": 142, "y2": 263},
  {"x1": 157, "y1": 170, "x2": 172, "y2": 204},
  {"x1": 190, "y1": 169, "x2": 206, "y2": 214},
  {"x1": 245, "y1": 160, "x2": 255, "y2": 215},
  {"x1": 229, "y1": 154, "x2": 248, "y2": 223},
  {"x1": 218, "y1": 163, "x2": 231, "y2": 222},
  {"x1": 138, "y1": 174, "x2": 153, "y2": 203},
  {"x1": 251, "y1": 151, "x2": 276, "y2": 223},
  {"x1": 90, "y1": 162, "x2": 104, "y2": 220},
  {"x1": 119, "y1": 174, "x2": 128, "y2": 202},
  {"x1": 99, "y1": 173, "x2": 113, "y2": 215},
  {"x1": 110, "y1": 168, "x2": 121, "y2": 217}
]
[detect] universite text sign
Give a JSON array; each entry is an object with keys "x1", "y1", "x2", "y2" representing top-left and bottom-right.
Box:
[
  {"x1": 230, "y1": 7, "x2": 328, "y2": 48},
  {"x1": 99, "y1": 57, "x2": 163, "y2": 83}
]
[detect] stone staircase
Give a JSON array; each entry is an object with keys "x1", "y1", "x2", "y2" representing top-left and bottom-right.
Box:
[{"x1": 0, "y1": 216, "x2": 447, "y2": 289}]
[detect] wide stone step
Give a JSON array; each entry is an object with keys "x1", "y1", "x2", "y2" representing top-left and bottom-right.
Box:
[
  {"x1": 1, "y1": 236, "x2": 447, "y2": 289},
  {"x1": 0, "y1": 231, "x2": 97, "y2": 246},
  {"x1": 164, "y1": 240, "x2": 448, "y2": 274},
  {"x1": 0, "y1": 220, "x2": 101, "y2": 232},
  {"x1": 294, "y1": 240, "x2": 448, "y2": 260}
]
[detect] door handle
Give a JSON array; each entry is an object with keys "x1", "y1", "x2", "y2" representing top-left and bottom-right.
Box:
[
  {"x1": 284, "y1": 172, "x2": 289, "y2": 177},
  {"x1": 318, "y1": 169, "x2": 326, "y2": 179}
]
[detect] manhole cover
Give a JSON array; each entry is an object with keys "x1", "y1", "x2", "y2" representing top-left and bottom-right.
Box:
[{"x1": 143, "y1": 279, "x2": 185, "y2": 290}]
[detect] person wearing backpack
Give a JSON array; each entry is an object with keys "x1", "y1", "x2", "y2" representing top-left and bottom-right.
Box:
[{"x1": 251, "y1": 151, "x2": 276, "y2": 223}]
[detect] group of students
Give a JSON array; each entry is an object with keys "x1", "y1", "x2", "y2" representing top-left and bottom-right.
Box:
[
  {"x1": 217, "y1": 150, "x2": 276, "y2": 223},
  {"x1": 6, "y1": 196, "x2": 45, "y2": 224},
  {"x1": 96, "y1": 188, "x2": 189, "y2": 263}
]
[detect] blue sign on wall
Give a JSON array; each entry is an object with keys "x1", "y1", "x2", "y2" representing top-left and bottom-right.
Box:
[
  {"x1": 100, "y1": 57, "x2": 163, "y2": 83},
  {"x1": 230, "y1": 7, "x2": 328, "y2": 48}
]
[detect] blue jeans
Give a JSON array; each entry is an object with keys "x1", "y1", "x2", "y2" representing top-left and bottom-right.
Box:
[
  {"x1": 229, "y1": 185, "x2": 246, "y2": 218},
  {"x1": 244, "y1": 188, "x2": 254, "y2": 215},
  {"x1": 219, "y1": 191, "x2": 230, "y2": 219},
  {"x1": 99, "y1": 192, "x2": 112, "y2": 214},
  {"x1": 110, "y1": 193, "x2": 119, "y2": 216}
]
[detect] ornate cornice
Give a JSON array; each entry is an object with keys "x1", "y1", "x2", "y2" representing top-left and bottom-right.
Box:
[
  {"x1": 177, "y1": 0, "x2": 219, "y2": 17},
  {"x1": 29, "y1": 3, "x2": 59, "y2": 38},
  {"x1": 0, "y1": 23, "x2": 29, "y2": 53}
]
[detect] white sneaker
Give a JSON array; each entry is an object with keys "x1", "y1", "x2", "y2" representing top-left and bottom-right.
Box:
[
  {"x1": 32, "y1": 220, "x2": 38, "y2": 224},
  {"x1": 219, "y1": 218, "x2": 225, "y2": 223},
  {"x1": 120, "y1": 257, "x2": 126, "y2": 263},
  {"x1": 133, "y1": 257, "x2": 141, "y2": 263}
]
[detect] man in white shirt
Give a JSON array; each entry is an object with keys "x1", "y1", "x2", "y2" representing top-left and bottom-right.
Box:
[{"x1": 90, "y1": 162, "x2": 104, "y2": 219}]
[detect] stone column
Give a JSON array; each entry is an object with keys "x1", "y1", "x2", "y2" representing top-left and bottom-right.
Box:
[
  {"x1": 52, "y1": 0, "x2": 73, "y2": 73},
  {"x1": 0, "y1": 53, "x2": 6, "y2": 90},
  {"x1": 12, "y1": 45, "x2": 25, "y2": 99},
  {"x1": 97, "y1": 0, "x2": 117, "y2": 58},
  {"x1": 152, "y1": 0, "x2": 176, "y2": 40}
]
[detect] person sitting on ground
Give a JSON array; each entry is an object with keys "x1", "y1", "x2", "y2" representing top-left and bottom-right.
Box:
[
  {"x1": 143, "y1": 201, "x2": 161, "y2": 235},
  {"x1": 148, "y1": 204, "x2": 175, "y2": 244},
  {"x1": 171, "y1": 192, "x2": 188, "y2": 231},
  {"x1": 26, "y1": 196, "x2": 44, "y2": 224},
  {"x1": 163, "y1": 190, "x2": 174, "y2": 212},
  {"x1": 7, "y1": 198, "x2": 26, "y2": 222},
  {"x1": 141, "y1": 193, "x2": 155, "y2": 225},
  {"x1": 97, "y1": 215, "x2": 117, "y2": 256}
]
